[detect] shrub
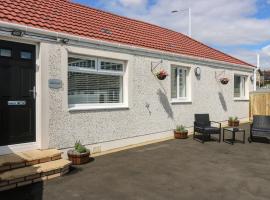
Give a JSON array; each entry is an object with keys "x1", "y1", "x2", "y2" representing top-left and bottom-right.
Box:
[
  {"x1": 229, "y1": 116, "x2": 238, "y2": 122},
  {"x1": 176, "y1": 125, "x2": 187, "y2": 132},
  {"x1": 74, "y1": 141, "x2": 88, "y2": 153}
]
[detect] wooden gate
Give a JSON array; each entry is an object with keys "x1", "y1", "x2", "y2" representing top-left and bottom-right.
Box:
[{"x1": 250, "y1": 91, "x2": 270, "y2": 120}]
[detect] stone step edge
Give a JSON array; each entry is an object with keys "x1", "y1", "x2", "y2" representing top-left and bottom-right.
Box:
[
  {"x1": 0, "y1": 153, "x2": 62, "y2": 173},
  {"x1": 0, "y1": 162, "x2": 71, "y2": 192}
]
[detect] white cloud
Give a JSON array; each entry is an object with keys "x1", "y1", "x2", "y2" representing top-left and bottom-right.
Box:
[
  {"x1": 262, "y1": 45, "x2": 270, "y2": 56},
  {"x1": 118, "y1": 0, "x2": 147, "y2": 7},
  {"x1": 229, "y1": 46, "x2": 270, "y2": 69},
  {"x1": 122, "y1": 0, "x2": 270, "y2": 46}
]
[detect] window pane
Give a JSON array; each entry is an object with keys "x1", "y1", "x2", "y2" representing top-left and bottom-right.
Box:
[
  {"x1": 20, "y1": 51, "x2": 32, "y2": 60},
  {"x1": 68, "y1": 57, "x2": 96, "y2": 70},
  {"x1": 234, "y1": 75, "x2": 241, "y2": 97},
  {"x1": 68, "y1": 72, "x2": 122, "y2": 104},
  {"x1": 171, "y1": 67, "x2": 177, "y2": 98},
  {"x1": 0, "y1": 48, "x2": 11, "y2": 57},
  {"x1": 179, "y1": 69, "x2": 187, "y2": 97},
  {"x1": 100, "y1": 61, "x2": 123, "y2": 71}
]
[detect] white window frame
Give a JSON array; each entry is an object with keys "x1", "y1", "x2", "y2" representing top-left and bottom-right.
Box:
[
  {"x1": 98, "y1": 58, "x2": 125, "y2": 75},
  {"x1": 68, "y1": 55, "x2": 97, "y2": 74},
  {"x1": 171, "y1": 65, "x2": 191, "y2": 103},
  {"x1": 68, "y1": 54, "x2": 128, "y2": 111},
  {"x1": 234, "y1": 74, "x2": 248, "y2": 100}
]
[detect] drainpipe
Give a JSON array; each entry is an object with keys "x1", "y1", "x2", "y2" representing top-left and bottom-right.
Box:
[{"x1": 254, "y1": 54, "x2": 260, "y2": 91}]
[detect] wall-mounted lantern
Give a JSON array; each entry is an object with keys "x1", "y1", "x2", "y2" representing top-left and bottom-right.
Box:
[
  {"x1": 194, "y1": 67, "x2": 201, "y2": 77},
  {"x1": 250, "y1": 75, "x2": 254, "y2": 82}
]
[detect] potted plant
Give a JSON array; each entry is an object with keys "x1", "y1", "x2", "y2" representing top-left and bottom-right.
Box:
[
  {"x1": 220, "y1": 77, "x2": 229, "y2": 85},
  {"x1": 67, "y1": 141, "x2": 90, "y2": 165},
  {"x1": 174, "y1": 125, "x2": 188, "y2": 139},
  {"x1": 228, "y1": 116, "x2": 234, "y2": 126},
  {"x1": 156, "y1": 69, "x2": 168, "y2": 80},
  {"x1": 228, "y1": 116, "x2": 239, "y2": 127},
  {"x1": 233, "y1": 117, "x2": 239, "y2": 127}
]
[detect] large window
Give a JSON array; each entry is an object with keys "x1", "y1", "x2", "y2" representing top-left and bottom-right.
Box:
[
  {"x1": 171, "y1": 66, "x2": 189, "y2": 100},
  {"x1": 68, "y1": 55, "x2": 125, "y2": 107},
  {"x1": 234, "y1": 75, "x2": 246, "y2": 98}
]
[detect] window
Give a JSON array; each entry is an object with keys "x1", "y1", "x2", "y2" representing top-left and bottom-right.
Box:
[
  {"x1": 0, "y1": 48, "x2": 11, "y2": 57},
  {"x1": 234, "y1": 75, "x2": 246, "y2": 98},
  {"x1": 100, "y1": 60, "x2": 123, "y2": 71},
  {"x1": 171, "y1": 66, "x2": 189, "y2": 100},
  {"x1": 68, "y1": 55, "x2": 125, "y2": 107},
  {"x1": 20, "y1": 51, "x2": 32, "y2": 60},
  {"x1": 68, "y1": 57, "x2": 96, "y2": 70}
]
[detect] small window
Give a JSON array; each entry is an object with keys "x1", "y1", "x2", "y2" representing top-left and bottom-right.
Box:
[
  {"x1": 0, "y1": 48, "x2": 12, "y2": 57},
  {"x1": 68, "y1": 57, "x2": 96, "y2": 70},
  {"x1": 234, "y1": 75, "x2": 246, "y2": 98},
  {"x1": 171, "y1": 66, "x2": 189, "y2": 100},
  {"x1": 99, "y1": 60, "x2": 123, "y2": 72},
  {"x1": 20, "y1": 51, "x2": 32, "y2": 60}
]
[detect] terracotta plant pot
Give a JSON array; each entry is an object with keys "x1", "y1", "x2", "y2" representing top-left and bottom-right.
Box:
[
  {"x1": 233, "y1": 120, "x2": 240, "y2": 127},
  {"x1": 156, "y1": 74, "x2": 167, "y2": 80},
  {"x1": 220, "y1": 78, "x2": 229, "y2": 85},
  {"x1": 67, "y1": 149, "x2": 90, "y2": 165},
  {"x1": 174, "y1": 130, "x2": 188, "y2": 139},
  {"x1": 228, "y1": 120, "x2": 240, "y2": 127}
]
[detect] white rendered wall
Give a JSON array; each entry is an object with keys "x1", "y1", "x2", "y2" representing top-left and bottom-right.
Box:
[{"x1": 39, "y1": 42, "x2": 253, "y2": 151}]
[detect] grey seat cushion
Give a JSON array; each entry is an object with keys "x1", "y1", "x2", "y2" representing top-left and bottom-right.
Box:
[
  {"x1": 195, "y1": 126, "x2": 220, "y2": 134},
  {"x1": 252, "y1": 129, "x2": 270, "y2": 138},
  {"x1": 204, "y1": 127, "x2": 220, "y2": 133},
  {"x1": 252, "y1": 128, "x2": 270, "y2": 133}
]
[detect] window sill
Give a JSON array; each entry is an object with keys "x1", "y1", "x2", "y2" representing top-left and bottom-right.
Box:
[
  {"x1": 171, "y1": 99, "x2": 192, "y2": 104},
  {"x1": 233, "y1": 98, "x2": 249, "y2": 101},
  {"x1": 68, "y1": 104, "x2": 129, "y2": 111}
]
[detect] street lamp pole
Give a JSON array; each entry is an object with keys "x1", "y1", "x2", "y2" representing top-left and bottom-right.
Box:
[
  {"x1": 188, "y1": 8, "x2": 191, "y2": 37},
  {"x1": 171, "y1": 8, "x2": 191, "y2": 37}
]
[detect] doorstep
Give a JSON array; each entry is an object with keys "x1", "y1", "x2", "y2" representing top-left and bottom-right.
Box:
[
  {"x1": 0, "y1": 149, "x2": 62, "y2": 172},
  {"x1": 0, "y1": 159, "x2": 71, "y2": 191}
]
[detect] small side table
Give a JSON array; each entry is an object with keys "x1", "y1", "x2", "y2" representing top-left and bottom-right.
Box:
[{"x1": 223, "y1": 127, "x2": 245, "y2": 145}]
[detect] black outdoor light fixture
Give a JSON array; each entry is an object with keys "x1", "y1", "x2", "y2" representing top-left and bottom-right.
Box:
[
  {"x1": 11, "y1": 30, "x2": 24, "y2": 37},
  {"x1": 194, "y1": 67, "x2": 201, "y2": 77},
  {"x1": 250, "y1": 75, "x2": 254, "y2": 82}
]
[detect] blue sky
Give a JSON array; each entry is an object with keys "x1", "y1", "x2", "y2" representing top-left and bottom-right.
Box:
[{"x1": 73, "y1": 0, "x2": 270, "y2": 68}]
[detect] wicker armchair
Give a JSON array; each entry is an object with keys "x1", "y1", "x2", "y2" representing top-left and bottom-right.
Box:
[
  {"x1": 249, "y1": 115, "x2": 270, "y2": 143},
  {"x1": 193, "y1": 114, "x2": 221, "y2": 143}
]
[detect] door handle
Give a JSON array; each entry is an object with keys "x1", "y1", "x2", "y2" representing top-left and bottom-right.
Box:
[{"x1": 29, "y1": 86, "x2": 36, "y2": 99}]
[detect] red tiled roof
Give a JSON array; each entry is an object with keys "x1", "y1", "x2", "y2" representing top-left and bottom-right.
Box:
[{"x1": 0, "y1": 0, "x2": 254, "y2": 67}]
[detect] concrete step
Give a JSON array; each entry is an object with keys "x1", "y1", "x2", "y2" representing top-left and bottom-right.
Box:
[
  {"x1": 0, "y1": 159, "x2": 71, "y2": 191},
  {"x1": 0, "y1": 149, "x2": 62, "y2": 172}
]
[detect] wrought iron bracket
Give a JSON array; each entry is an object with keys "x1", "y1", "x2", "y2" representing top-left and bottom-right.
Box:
[{"x1": 151, "y1": 60, "x2": 163, "y2": 73}]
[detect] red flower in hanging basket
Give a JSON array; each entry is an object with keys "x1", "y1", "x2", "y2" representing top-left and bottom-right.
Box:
[
  {"x1": 156, "y1": 69, "x2": 168, "y2": 80},
  {"x1": 220, "y1": 77, "x2": 229, "y2": 85}
]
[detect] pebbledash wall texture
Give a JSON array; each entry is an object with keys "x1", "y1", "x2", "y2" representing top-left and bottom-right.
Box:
[{"x1": 39, "y1": 41, "x2": 253, "y2": 150}]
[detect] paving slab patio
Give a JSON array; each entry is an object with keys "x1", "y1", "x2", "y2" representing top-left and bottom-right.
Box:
[{"x1": 1, "y1": 124, "x2": 270, "y2": 200}]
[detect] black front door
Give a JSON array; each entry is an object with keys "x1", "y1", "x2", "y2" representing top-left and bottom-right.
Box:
[{"x1": 0, "y1": 40, "x2": 36, "y2": 146}]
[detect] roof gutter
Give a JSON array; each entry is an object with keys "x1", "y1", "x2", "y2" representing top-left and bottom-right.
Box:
[{"x1": 0, "y1": 20, "x2": 254, "y2": 72}]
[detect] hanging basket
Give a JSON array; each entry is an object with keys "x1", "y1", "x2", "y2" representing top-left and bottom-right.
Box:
[
  {"x1": 220, "y1": 77, "x2": 229, "y2": 85},
  {"x1": 156, "y1": 69, "x2": 168, "y2": 80}
]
